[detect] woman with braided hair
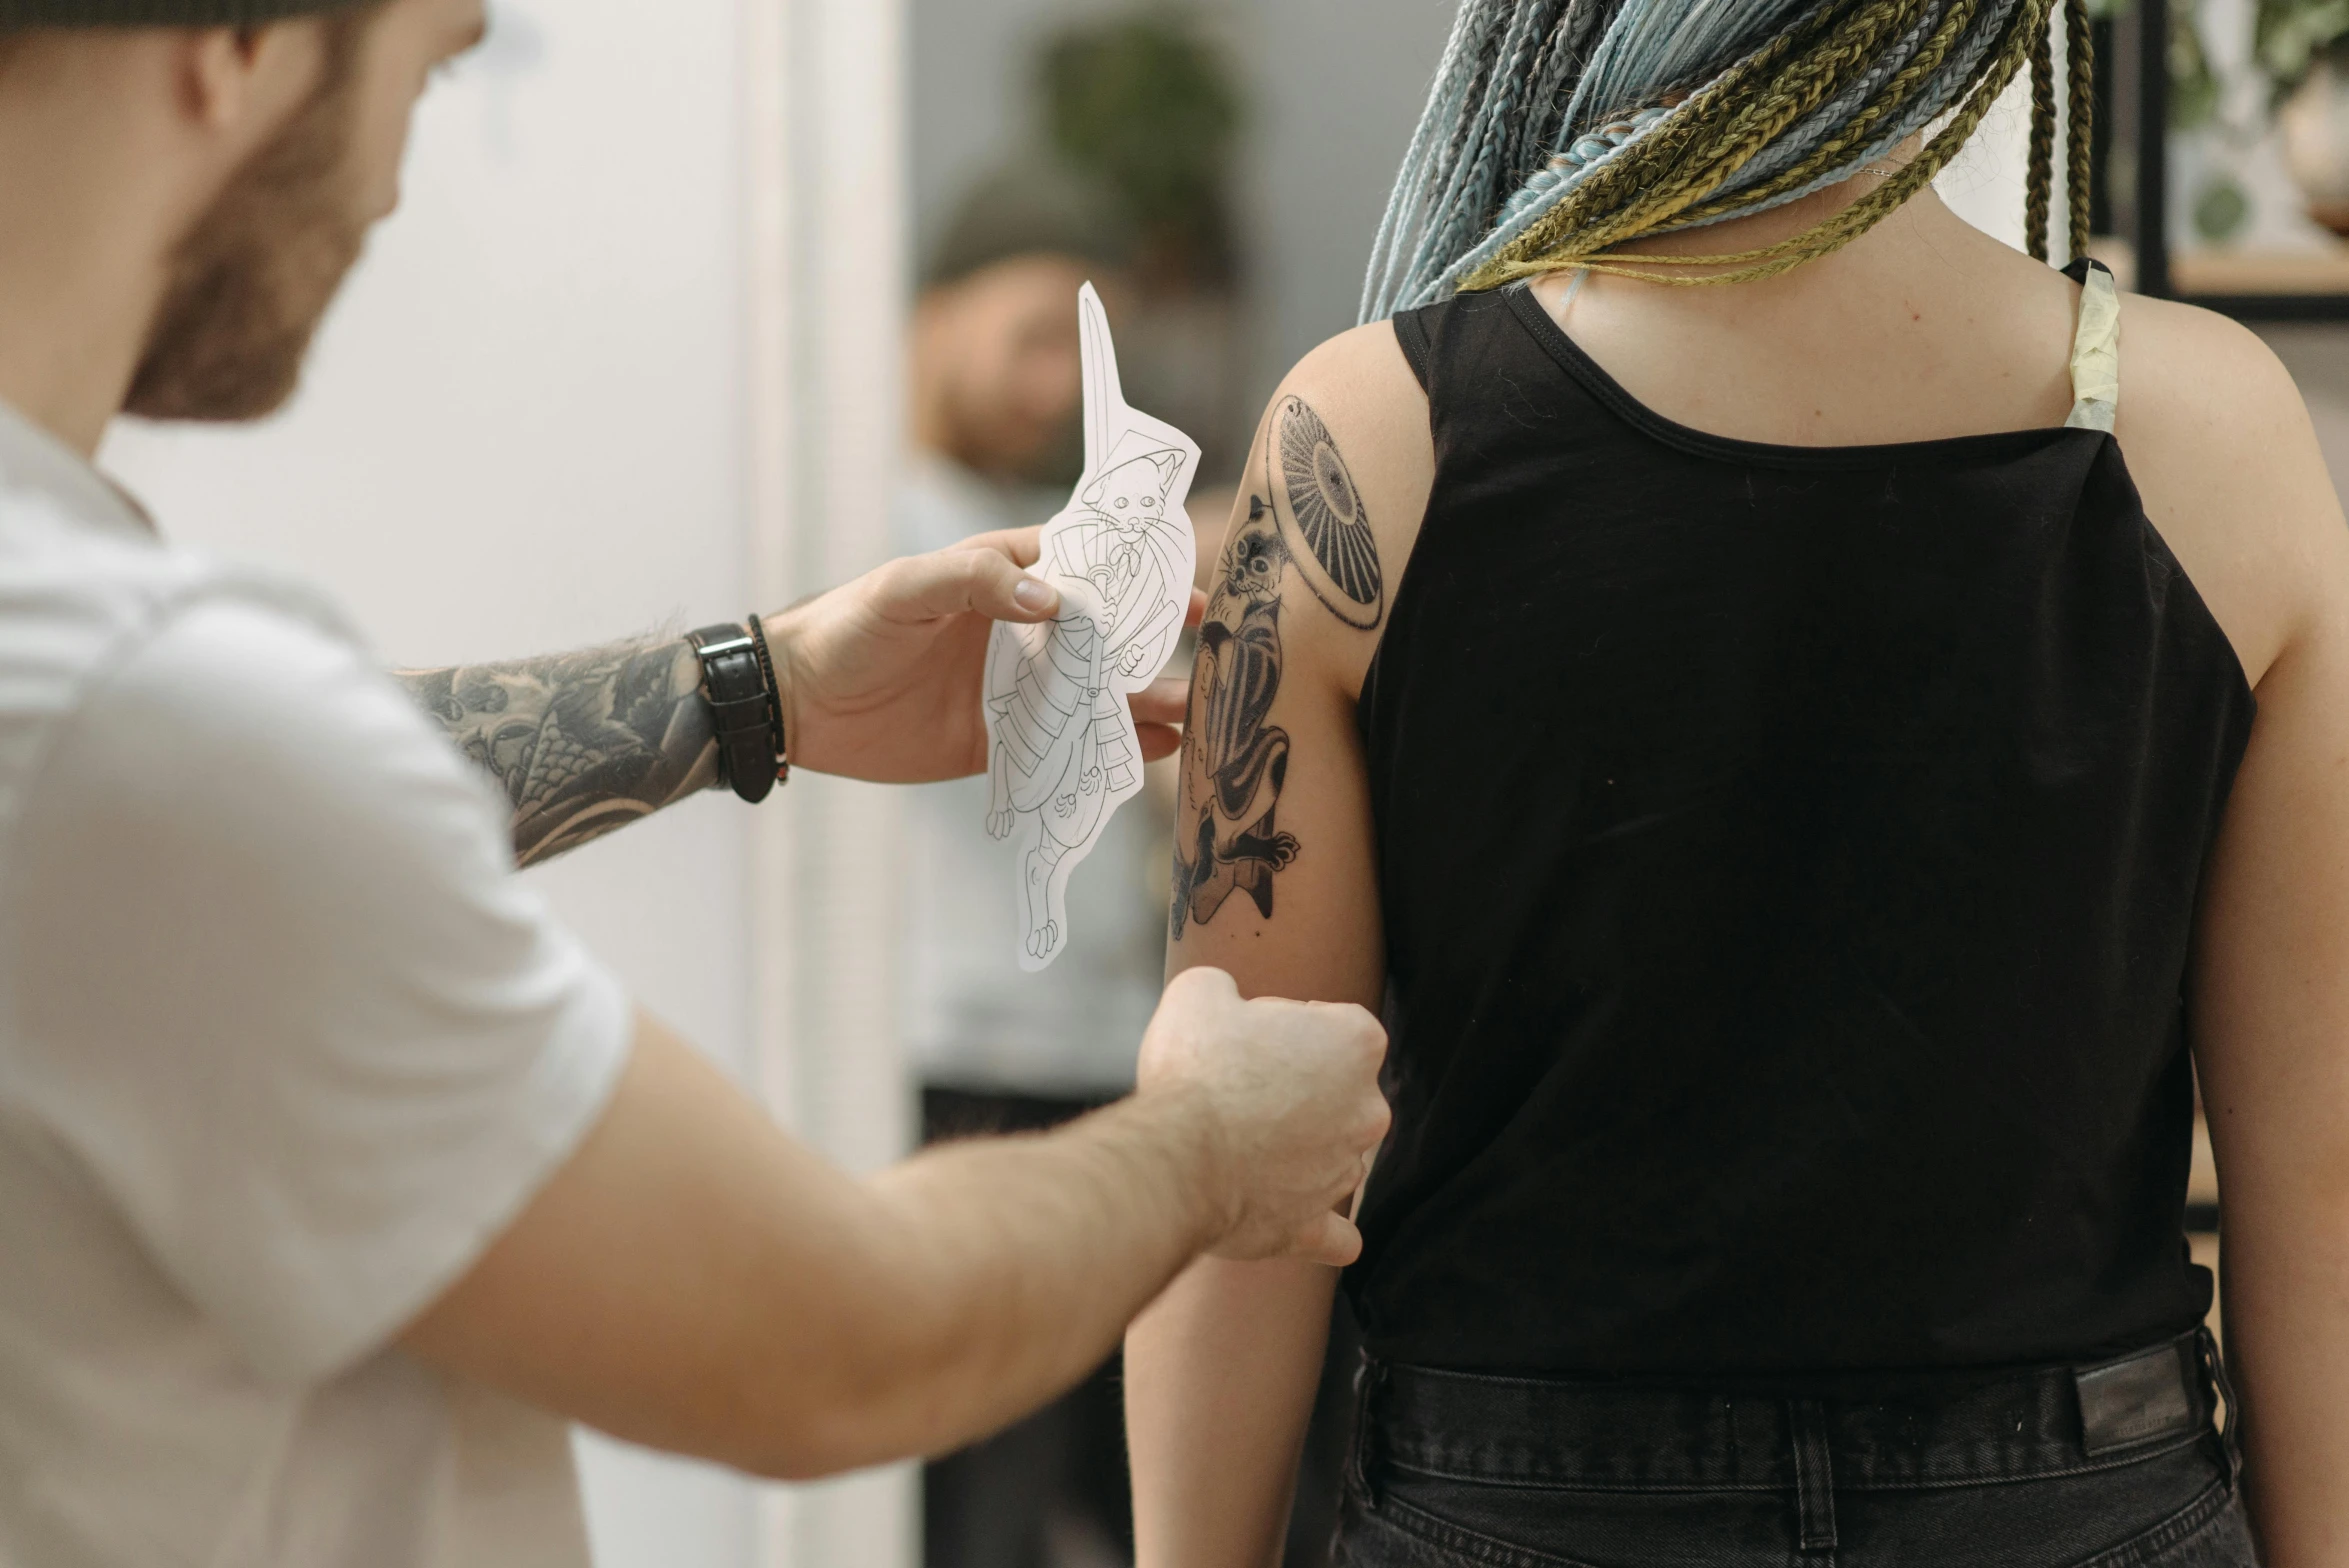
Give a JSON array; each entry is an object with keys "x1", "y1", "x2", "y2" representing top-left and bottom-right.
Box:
[{"x1": 1134, "y1": 0, "x2": 2349, "y2": 1562}]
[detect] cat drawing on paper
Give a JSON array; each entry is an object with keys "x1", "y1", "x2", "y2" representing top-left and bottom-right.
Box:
[{"x1": 984, "y1": 284, "x2": 1200, "y2": 970}]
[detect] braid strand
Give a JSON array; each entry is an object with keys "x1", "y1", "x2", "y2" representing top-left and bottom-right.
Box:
[
  {"x1": 2065, "y1": 0, "x2": 2094, "y2": 262},
  {"x1": 2025, "y1": 4, "x2": 2056, "y2": 263}
]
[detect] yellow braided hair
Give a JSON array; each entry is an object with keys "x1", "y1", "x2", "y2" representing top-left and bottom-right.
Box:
[{"x1": 1454, "y1": 0, "x2": 2092, "y2": 292}]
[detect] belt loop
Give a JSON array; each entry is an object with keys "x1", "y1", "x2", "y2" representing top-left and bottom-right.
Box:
[
  {"x1": 1789, "y1": 1398, "x2": 1838, "y2": 1557},
  {"x1": 1347, "y1": 1351, "x2": 1387, "y2": 1510},
  {"x1": 2198, "y1": 1328, "x2": 2243, "y2": 1492}
]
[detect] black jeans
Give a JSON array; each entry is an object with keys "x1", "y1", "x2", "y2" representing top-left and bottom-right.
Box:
[{"x1": 1335, "y1": 1333, "x2": 2255, "y2": 1568}]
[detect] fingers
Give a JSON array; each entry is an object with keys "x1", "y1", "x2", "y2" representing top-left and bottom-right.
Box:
[
  {"x1": 959, "y1": 526, "x2": 1044, "y2": 569},
  {"x1": 1185, "y1": 587, "x2": 1208, "y2": 629},
  {"x1": 879, "y1": 543, "x2": 1060, "y2": 625},
  {"x1": 1131, "y1": 675, "x2": 1189, "y2": 727},
  {"x1": 1293, "y1": 1209, "x2": 1364, "y2": 1269},
  {"x1": 1308, "y1": 1000, "x2": 1393, "y2": 1076},
  {"x1": 1165, "y1": 965, "x2": 1239, "y2": 1005},
  {"x1": 1128, "y1": 678, "x2": 1196, "y2": 761}
]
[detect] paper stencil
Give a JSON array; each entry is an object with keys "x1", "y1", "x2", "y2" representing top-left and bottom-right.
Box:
[{"x1": 985, "y1": 284, "x2": 1200, "y2": 971}]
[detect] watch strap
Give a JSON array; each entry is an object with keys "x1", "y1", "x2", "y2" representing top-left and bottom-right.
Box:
[
  {"x1": 687, "y1": 622, "x2": 779, "y2": 805},
  {"x1": 747, "y1": 613, "x2": 790, "y2": 787}
]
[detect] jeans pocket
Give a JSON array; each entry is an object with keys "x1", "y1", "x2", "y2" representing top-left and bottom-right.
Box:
[
  {"x1": 2066, "y1": 1482, "x2": 2256, "y2": 1568},
  {"x1": 1333, "y1": 1478, "x2": 1610, "y2": 1568},
  {"x1": 1335, "y1": 1469, "x2": 1790, "y2": 1568}
]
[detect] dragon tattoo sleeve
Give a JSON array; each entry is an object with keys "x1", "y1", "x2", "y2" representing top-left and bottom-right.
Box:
[
  {"x1": 399, "y1": 637, "x2": 720, "y2": 868},
  {"x1": 1171, "y1": 395, "x2": 1385, "y2": 937}
]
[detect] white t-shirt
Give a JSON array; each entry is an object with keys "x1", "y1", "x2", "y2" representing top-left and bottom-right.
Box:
[{"x1": 0, "y1": 401, "x2": 632, "y2": 1568}]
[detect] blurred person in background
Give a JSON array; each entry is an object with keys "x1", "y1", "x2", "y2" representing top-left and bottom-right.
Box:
[
  {"x1": 0, "y1": 2, "x2": 1399, "y2": 1564},
  {"x1": 904, "y1": 17, "x2": 1353, "y2": 1563},
  {"x1": 900, "y1": 162, "x2": 1164, "y2": 1568}
]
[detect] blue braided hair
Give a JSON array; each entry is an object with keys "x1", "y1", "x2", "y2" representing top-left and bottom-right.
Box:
[{"x1": 1361, "y1": 0, "x2": 2066, "y2": 321}]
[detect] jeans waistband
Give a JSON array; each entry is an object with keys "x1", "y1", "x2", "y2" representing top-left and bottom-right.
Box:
[{"x1": 1354, "y1": 1330, "x2": 2232, "y2": 1496}]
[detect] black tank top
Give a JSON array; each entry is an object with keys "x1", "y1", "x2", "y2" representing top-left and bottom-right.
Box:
[{"x1": 1348, "y1": 276, "x2": 2255, "y2": 1376}]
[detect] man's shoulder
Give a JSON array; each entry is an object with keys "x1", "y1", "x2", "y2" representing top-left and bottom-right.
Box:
[
  {"x1": 0, "y1": 483, "x2": 357, "y2": 706},
  {"x1": 0, "y1": 485, "x2": 371, "y2": 826}
]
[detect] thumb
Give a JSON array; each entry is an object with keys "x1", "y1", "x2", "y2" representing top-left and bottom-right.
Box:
[{"x1": 1293, "y1": 1209, "x2": 1364, "y2": 1268}]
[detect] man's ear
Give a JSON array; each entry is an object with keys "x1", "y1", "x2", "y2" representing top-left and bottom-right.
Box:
[{"x1": 175, "y1": 22, "x2": 320, "y2": 139}]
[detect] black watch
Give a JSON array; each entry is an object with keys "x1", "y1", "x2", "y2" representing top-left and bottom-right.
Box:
[{"x1": 686, "y1": 621, "x2": 787, "y2": 804}]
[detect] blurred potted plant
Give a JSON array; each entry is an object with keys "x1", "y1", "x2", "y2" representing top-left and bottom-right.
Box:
[
  {"x1": 1033, "y1": 7, "x2": 1252, "y2": 472},
  {"x1": 1038, "y1": 10, "x2": 1243, "y2": 291},
  {"x1": 2090, "y1": 0, "x2": 2256, "y2": 244}
]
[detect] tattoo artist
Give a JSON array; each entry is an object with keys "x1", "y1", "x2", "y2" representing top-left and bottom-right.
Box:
[{"x1": 0, "y1": 2, "x2": 1392, "y2": 1565}]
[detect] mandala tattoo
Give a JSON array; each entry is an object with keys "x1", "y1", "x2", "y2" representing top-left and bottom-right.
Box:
[
  {"x1": 1173, "y1": 494, "x2": 1299, "y2": 936},
  {"x1": 400, "y1": 638, "x2": 719, "y2": 868},
  {"x1": 1273, "y1": 395, "x2": 1384, "y2": 630}
]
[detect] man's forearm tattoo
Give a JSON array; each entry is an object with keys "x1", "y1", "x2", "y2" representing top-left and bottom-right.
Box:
[
  {"x1": 400, "y1": 638, "x2": 719, "y2": 868},
  {"x1": 1172, "y1": 395, "x2": 1383, "y2": 936}
]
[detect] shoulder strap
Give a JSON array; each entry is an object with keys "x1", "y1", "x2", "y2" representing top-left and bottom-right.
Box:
[
  {"x1": 1392, "y1": 306, "x2": 1436, "y2": 393},
  {"x1": 2061, "y1": 257, "x2": 2119, "y2": 433}
]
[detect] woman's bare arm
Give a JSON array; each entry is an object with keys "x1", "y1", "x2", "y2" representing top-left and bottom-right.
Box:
[
  {"x1": 1129, "y1": 325, "x2": 1432, "y2": 1567},
  {"x1": 2194, "y1": 600, "x2": 2349, "y2": 1563},
  {"x1": 2129, "y1": 299, "x2": 2349, "y2": 1565}
]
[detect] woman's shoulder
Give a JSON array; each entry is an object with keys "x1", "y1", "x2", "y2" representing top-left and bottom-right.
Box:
[
  {"x1": 1276, "y1": 319, "x2": 1428, "y2": 410},
  {"x1": 2117, "y1": 290, "x2": 2298, "y2": 428},
  {"x1": 1217, "y1": 322, "x2": 1435, "y2": 697},
  {"x1": 2111, "y1": 291, "x2": 2344, "y2": 688}
]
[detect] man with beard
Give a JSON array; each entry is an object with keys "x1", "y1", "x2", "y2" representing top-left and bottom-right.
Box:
[{"x1": 0, "y1": 4, "x2": 1393, "y2": 1566}]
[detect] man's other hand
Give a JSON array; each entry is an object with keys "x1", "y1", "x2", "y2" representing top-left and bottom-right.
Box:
[
  {"x1": 765, "y1": 528, "x2": 1206, "y2": 784},
  {"x1": 1136, "y1": 968, "x2": 1391, "y2": 1268}
]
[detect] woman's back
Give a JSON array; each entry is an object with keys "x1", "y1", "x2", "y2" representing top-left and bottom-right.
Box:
[
  {"x1": 1352, "y1": 259, "x2": 2253, "y2": 1373},
  {"x1": 1133, "y1": 8, "x2": 2349, "y2": 1562}
]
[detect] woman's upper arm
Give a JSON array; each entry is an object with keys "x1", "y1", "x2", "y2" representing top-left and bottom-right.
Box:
[
  {"x1": 1168, "y1": 322, "x2": 1432, "y2": 1009},
  {"x1": 2188, "y1": 589, "x2": 2349, "y2": 1562},
  {"x1": 2165, "y1": 305, "x2": 2349, "y2": 1560}
]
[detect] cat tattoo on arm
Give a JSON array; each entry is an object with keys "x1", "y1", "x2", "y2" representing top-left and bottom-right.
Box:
[{"x1": 1171, "y1": 395, "x2": 1384, "y2": 936}]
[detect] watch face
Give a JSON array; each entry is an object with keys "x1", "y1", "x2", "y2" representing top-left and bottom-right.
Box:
[{"x1": 695, "y1": 633, "x2": 758, "y2": 658}]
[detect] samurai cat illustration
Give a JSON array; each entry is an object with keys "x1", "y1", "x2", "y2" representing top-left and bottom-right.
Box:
[
  {"x1": 984, "y1": 284, "x2": 1199, "y2": 970},
  {"x1": 1171, "y1": 494, "x2": 1300, "y2": 936}
]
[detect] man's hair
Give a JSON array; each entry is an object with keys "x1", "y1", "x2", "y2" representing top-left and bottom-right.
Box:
[
  {"x1": 0, "y1": 1, "x2": 364, "y2": 25},
  {"x1": 923, "y1": 162, "x2": 1135, "y2": 294},
  {"x1": 0, "y1": 1, "x2": 376, "y2": 75},
  {"x1": 1363, "y1": 0, "x2": 2095, "y2": 318}
]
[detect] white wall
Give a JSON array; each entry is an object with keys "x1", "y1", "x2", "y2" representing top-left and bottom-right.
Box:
[{"x1": 1239, "y1": 0, "x2": 1456, "y2": 391}]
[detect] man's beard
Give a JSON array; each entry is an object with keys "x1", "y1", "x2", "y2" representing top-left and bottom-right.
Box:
[{"x1": 123, "y1": 35, "x2": 371, "y2": 423}]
